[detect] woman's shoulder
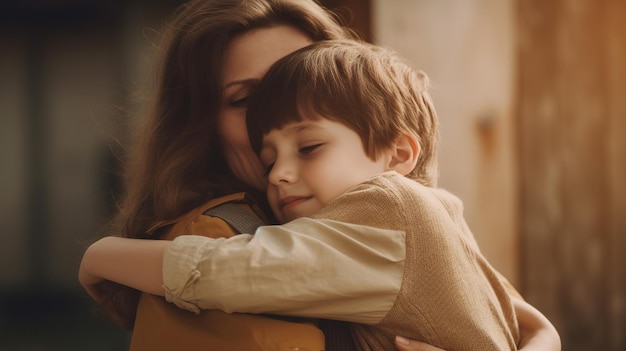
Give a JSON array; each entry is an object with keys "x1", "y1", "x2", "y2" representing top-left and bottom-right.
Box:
[{"x1": 149, "y1": 192, "x2": 269, "y2": 240}]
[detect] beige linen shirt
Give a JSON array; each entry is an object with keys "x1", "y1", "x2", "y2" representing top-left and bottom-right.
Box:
[{"x1": 163, "y1": 172, "x2": 519, "y2": 350}]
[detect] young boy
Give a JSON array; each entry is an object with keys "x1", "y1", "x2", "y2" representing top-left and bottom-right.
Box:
[{"x1": 161, "y1": 40, "x2": 520, "y2": 350}]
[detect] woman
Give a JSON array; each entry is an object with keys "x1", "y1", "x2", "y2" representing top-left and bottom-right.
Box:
[{"x1": 81, "y1": 0, "x2": 560, "y2": 350}]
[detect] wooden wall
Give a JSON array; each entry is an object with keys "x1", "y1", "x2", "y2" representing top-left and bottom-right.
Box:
[
  {"x1": 517, "y1": 0, "x2": 626, "y2": 350},
  {"x1": 371, "y1": 0, "x2": 520, "y2": 286},
  {"x1": 363, "y1": 0, "x2": 625, "y2": 349}
]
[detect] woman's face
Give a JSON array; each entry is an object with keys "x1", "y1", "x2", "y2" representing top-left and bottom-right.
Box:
[{"x1": 219, "y1": 25, "x2": 313, "y2": 191}]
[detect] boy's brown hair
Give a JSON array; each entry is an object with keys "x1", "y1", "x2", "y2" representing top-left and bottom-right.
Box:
[{"x1": 247, "y1": 39, "x2": 439, "y2": 187}]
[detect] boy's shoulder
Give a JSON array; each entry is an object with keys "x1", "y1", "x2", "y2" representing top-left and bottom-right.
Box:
[
  {"x1": 360, "y1": 171, "x2": 432, "y2": 201},
  {"x1": 360, "y1": 172, "x2": 465, "y2": 218},
  {"x1": 316, "y1": 172, "x2": 422, "y2": 219},
  {"x1": 366, "y1": 171, "x2": 421, "y2": 190},
  {"x1": 313, "y1": 172, "x2": 461, "y2": 231}
]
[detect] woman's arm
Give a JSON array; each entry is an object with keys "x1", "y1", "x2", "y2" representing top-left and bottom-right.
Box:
[
  {"x1": 495, "y1": 272, "x2": 561, "y2": 350},
  {"x1": 393, "y1": 298, "x2": 561, "y2": 351},
  {"x1": 79, "y1": 237, "x2": 559, "y2": 351},
  {"x1": 78, "y1": 236, "x2": 169, "y2": 299},
  {"x1": 514, "y1": 297, "x2": 561, "y2": 351}
]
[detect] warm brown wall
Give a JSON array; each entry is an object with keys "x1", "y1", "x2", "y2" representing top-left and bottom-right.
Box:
[
  {"x1": 517, "y1": 0, "x2": 626, "y2": 350},
  {"x1": 371, "y1": 0, "x2": 520, "y2": 286},
  {"x1": 369, "y1": 1, "x2": 626, "y2": 349},
  {"x1": 0, "y1": 1, "x2": 184, "y2": 288}
]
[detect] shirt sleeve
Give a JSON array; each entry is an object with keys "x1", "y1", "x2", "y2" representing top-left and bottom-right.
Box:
[{"x1": 162, "y1": 217, "x2": 405, "y2": 325}]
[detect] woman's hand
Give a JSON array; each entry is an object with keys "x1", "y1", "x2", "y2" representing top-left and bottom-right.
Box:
[
  {"x1": 394, "y1": 336, "x2": 444, "y2": 351},
  {"x1": 78, "y1": 267, "x2": 105, "y2": 301}
]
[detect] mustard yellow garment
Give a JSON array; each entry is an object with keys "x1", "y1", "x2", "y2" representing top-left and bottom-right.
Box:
[{"x1": 131, "y1": 193, "x2": 324, "y2": 351}]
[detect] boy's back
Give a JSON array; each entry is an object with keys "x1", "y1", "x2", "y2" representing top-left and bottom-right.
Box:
[{"x1": 312, "y1": 172, "x2": 519, "y2": 350}]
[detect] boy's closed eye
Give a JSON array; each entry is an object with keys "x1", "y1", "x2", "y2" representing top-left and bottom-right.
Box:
[{"x1": 299, "y1": 143, "x2": 323, "y2": 156}]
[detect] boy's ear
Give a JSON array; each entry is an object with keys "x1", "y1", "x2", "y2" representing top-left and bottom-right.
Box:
[{"x1": 386, "y1": 133, "x2": 420, "y2": 176}]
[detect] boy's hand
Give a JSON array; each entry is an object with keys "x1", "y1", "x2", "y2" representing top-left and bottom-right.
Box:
[
  {"x1": 77, "y1": 236, "x2": 168, "y2": 298},
  {"x1": 78, "y1": 242, "x2": 106, "y2": 300}
]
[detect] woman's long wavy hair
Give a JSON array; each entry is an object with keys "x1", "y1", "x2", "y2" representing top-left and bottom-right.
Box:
[{"x1": 99, "y1": 0, "x2": 355, "y2": 329}]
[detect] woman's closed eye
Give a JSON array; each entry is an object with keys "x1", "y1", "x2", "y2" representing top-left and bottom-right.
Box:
[{"x1": 229, "y1": 96, "x2": 249, "y2": 108}]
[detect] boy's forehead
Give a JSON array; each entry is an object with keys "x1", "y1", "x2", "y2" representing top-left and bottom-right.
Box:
[{"x1": 261, "y1": 120, "x2": 327, "y2": 142}]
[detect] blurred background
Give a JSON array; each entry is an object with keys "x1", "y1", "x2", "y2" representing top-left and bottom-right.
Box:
[{"x1": 1, "y1": 0, "x2": 624, "y2": 350}]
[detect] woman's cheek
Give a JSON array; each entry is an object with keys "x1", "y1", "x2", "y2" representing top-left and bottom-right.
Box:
[{"x1": 220, "y1": 110, "x2": 249, "y2": 148}]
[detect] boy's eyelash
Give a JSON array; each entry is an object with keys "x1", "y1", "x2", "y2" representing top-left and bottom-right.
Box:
[
  {"x1": 263, "y1": 144, "x2": 322, "y2": 177},
  {"x1": 300, "y1": 144, "x2": 322, "y2": 154}
]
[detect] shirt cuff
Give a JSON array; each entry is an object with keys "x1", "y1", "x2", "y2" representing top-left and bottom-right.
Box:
[{"x1": 162, "y1": 235, "x2": 224, "y2": 313}]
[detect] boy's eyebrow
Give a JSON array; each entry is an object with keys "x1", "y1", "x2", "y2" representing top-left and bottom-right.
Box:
[
  {"x1": 260, "y1": 122, "x2": 321, "y2": 149},
  {"x1": 283, "y1": 122, "x2": 319, "y2": 134}
]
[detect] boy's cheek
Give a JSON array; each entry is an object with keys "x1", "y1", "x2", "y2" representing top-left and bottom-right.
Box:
[{"x1": 266, "y1": 188, "x2": 281, "y2": 219}]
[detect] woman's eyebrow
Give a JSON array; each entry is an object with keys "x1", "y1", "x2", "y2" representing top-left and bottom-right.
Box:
[{"x1": 223, "y1": 78, "x2": 259, "y2": 89}]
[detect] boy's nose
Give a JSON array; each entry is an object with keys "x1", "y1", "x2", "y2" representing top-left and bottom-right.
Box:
[{"x1": 268, "y1": 159, "x2": 296, "y2": 185}]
